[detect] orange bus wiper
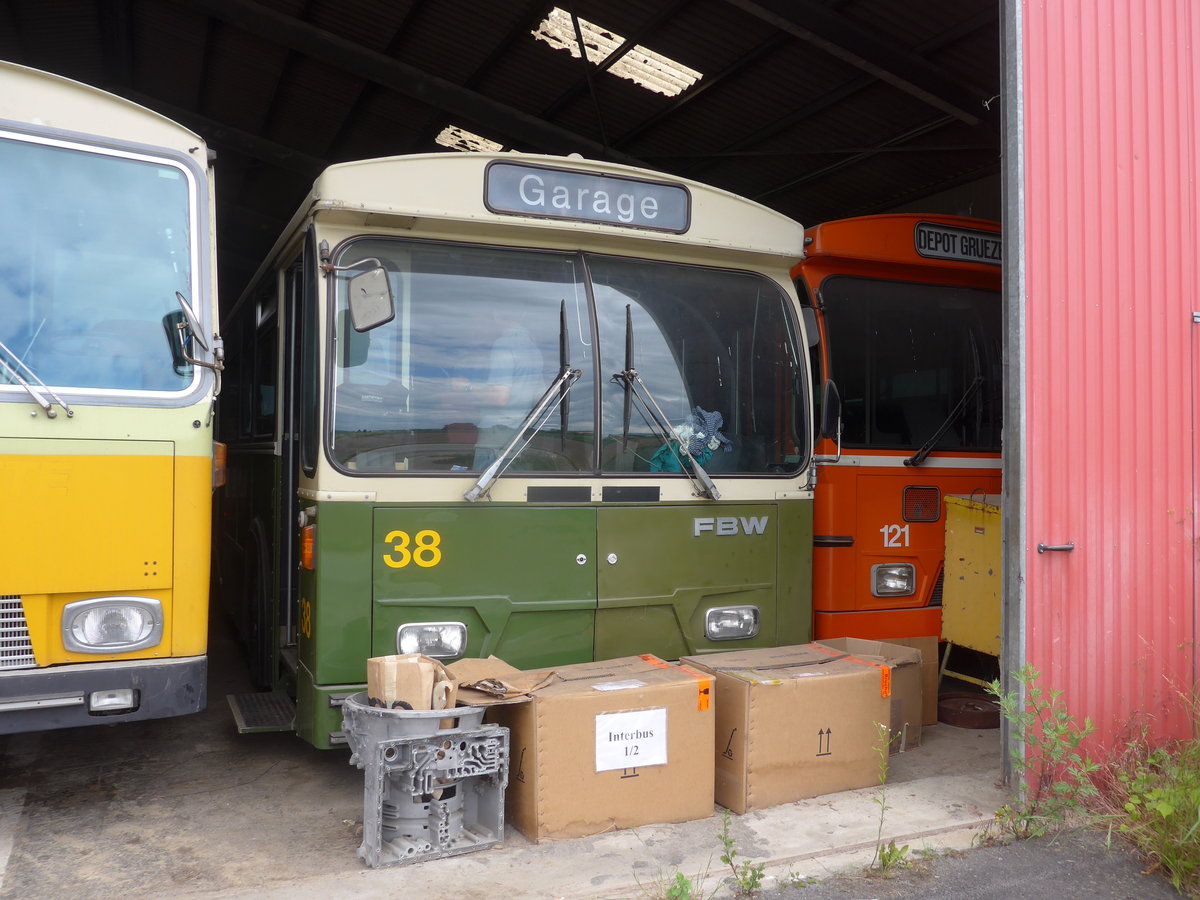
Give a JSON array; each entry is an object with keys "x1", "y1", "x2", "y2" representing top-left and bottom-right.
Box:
[{"x1": 905, "y1": 375, "x2": 983, "y2": 467}]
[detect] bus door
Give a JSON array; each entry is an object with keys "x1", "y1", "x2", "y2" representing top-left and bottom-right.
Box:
[
  {"x1": 371, "y1": 506, "x2": 598, "y2": 668},
  {"x1": 594, "y1": 504, "x2": 778, "y2": 660}
]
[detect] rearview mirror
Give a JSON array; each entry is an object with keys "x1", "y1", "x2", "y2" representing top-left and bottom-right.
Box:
[
  {"x1": 819, "y1": 379, "x2": 841, "y2": 440},
  {"x1": 163, "y1": 309, "x2": 193, "y2": 375},
  {"x1": 814, "y1": 379, "x2": 842, "y2": 464},
  {"x1": 347, "y1": 266, "x2": 395, "y2": 333}
]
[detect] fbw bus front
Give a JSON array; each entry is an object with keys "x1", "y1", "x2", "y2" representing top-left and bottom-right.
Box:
[
  {"x1": 0, "y1": 62, "x2": 222, "y2": 733},
  {"x1": 218, "y1": 153, "x2": 815, "y2": 748},
  {"x1": 794, "y1": 214, "x2": 1002, "y2": 641}
]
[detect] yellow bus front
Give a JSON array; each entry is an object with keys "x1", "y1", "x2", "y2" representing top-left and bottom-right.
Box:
[{"x1": 0, "y1": 61, "x2": 220, "y2": 733}]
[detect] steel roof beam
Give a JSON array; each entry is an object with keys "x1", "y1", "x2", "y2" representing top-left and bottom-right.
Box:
[
  {"x1": 172, "y1": 0, "x2": 647, "y2": 166},
  {"x1": 724, "y1": 0, "x2": 995, "y2": 126}
]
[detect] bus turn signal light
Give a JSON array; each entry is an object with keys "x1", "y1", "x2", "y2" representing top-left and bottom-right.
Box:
[
  {"x1": 301, "y1": 525, "x2": 315, "y2": 570},
  {"x1": 212, "y1": 441, "x2": 228, "y2": 489}
]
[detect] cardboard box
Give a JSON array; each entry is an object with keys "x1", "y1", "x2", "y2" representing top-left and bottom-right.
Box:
[
  {"x1": 366, "y1": 654, "x2": 457, "y2": 710},
  {"x1": 881, "y1": 635, "x2": 941, "y2": 726},
  {"x1": 681, "y1": 644, "x2": 892, "y2": 814},
  {"x1": 814, "y1": 637, "x2": 924, "y2": 751},
  {"x1": 461, "y1": 655, "x2": 715, "y2": 843}
]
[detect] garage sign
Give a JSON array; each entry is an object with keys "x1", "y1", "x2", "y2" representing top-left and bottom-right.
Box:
[{"x1": 485, "y1": 161, "x2": 690, "y2": 232}]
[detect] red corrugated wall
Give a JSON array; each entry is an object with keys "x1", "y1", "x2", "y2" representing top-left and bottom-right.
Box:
[{"x1": 1019, "y1": 0, "x2": 1198, "y2": 742}]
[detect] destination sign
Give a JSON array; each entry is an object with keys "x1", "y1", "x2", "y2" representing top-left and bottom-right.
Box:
[
  {"x1": 485, "y1": 161, "x2": 690, "y2": 232},
  {"x1": 914, "y1": 222, "x2": 1002, "y2": 266}
]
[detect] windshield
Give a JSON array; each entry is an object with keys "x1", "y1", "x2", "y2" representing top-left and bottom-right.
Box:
[
  {"x1": 330, "y1": 238, "x2": 806, "y2": 476},
  {"x1": 0, "y1": 133, "x2": 197, "y2": 395},
  {"x1": 820, "y1": 276, "x2": 1001, "y2": 451}
]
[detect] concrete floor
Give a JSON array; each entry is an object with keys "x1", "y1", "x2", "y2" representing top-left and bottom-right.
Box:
[{"x1": 0, "y1": 619, "x2": 1008, "y2": 900}]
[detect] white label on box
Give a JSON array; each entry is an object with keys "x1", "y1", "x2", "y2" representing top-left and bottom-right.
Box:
[
  {"x1": 595, "y1": 708, "x2": 667, "y2": 772},
  {"x1": 592, "y1": 679, "x2": 646, "y2": 692}
]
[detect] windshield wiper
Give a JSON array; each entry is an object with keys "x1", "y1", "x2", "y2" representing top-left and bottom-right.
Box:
[
  {"x1": 464, "y1": 303, "x2": 581, "y2": 502},
  {"x1": 558, "y1": 300, "x2": 571, "y2": 453},
  {"x1": 463, "y1": 366, "x2": 581, "y2": 502},
  {"x1": 0, "y1": 338, "x2": 73, "y2": 419},
  {"x1": 904, "y1": 375, "x2": 983, "y2": 467},
  {"x1": 612, "y1": 305, "x2": 720, "y2": 501}
]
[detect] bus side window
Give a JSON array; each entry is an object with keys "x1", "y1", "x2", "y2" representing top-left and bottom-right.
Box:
[{"x1": 254, "y1": 324, "x2": 276, "y2": 437}]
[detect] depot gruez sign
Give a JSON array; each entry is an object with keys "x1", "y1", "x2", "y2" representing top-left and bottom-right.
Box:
[
  {"x1": 485, "y1": 161, "x2": 690, "y2": 232},
  {"x1": 914, "y1": 221, "x2": 1002, "y2": 266}
]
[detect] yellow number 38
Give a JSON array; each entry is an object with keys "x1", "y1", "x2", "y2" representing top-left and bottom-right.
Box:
[{"x1": 382, "y1": 529, "x2": 443, "y2": 569}]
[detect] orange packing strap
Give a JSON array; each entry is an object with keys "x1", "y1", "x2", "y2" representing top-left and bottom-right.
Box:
[
  {"x1": 675, "y1": 665, "x2": 713, "y2": 711},
  {"x1": 638, "y1": 654, "x2": 672, "y2": 669},
  {"x1": 639, "y1": 655, "x2": 713, "y2": 711},
  {"x1": 808, "y1": 643, "x2": 892, "y2": 698}
]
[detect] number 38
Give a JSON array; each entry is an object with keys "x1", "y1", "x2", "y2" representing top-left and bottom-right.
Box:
[{"x1": 382, "y1": 529, "x2": 443, "y2": 568}]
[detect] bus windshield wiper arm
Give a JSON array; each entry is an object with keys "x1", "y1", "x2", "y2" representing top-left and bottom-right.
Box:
[
  {"x1": 905, "y1": 375, "x2": 982, "y2": 467},
  {"x1": 0, "y1": 338, "x2": 73, "y2": 419},
  {"x1": 612, "y1": 305, "x2": 720, "y2": 501},
  {"x1": 463, "y1": 366, "x2": 582, "y2": 502}
]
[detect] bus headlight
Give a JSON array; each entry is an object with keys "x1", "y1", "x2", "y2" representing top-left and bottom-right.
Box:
[
  {"x1": 89, "y1": 689, "x2": 139, "y2": 713},
  {"x1": 871, "y1": 564, "x2": 916, "y2": 597},
  {"x1": 396, "y1": 622, "x2": 467, "y2": 658},
  {"x1": 705, "y1": 606, "x2": 760, "y2": 640},
  {"x1": 62, "y1": 597, "x2": 164, "y2": 653}
]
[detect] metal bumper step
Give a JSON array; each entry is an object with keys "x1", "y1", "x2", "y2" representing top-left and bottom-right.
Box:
[{"x1": 227, "y1": 691, "x2": 295, "y2": 734}]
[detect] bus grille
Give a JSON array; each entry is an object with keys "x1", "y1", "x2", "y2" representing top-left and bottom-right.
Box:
[
  {"x1": 929, "y1": 569, "x2": 945, "y2": 607},
  {"x1": 1, "y1": 596, "x2": 37, "y2": 670},
  {"x1": 903, "y1": 486, "x2": 941, "y2": 522}
]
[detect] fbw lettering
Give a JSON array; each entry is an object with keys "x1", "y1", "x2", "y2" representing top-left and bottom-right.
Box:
[{"x1": 693, "y1": 516, "x2": 769, "y2": 537}]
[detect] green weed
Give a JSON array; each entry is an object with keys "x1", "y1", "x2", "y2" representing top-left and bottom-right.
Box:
[
  {"x1": 1090, "y1": 704, "x2": 1200, "y2": 897},
  {"x1": 868, "y1": 720, "x2": 911, "y2": 876},
  {"x1": 635, "y1": 863, "x2": 716, "y2": 900},
  {"x1": 718, "y1": 808, "x2": 766, "y2": 898},
  {"x1": 986, "y1": 664, "x2": 1099, "y2": 839}
]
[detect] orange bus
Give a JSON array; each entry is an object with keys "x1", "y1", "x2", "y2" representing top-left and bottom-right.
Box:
[{"x1": 793, "y1": 214, "x2": 1002, "y2": 641}]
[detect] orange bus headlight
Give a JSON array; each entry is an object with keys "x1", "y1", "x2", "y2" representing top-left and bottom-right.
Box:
[
  {"x1": 871, "y1": 564, "x2": 916, "y2": 597},
  {"x1": 62, "y1": 597, "x2": 164, "y2": 653}
]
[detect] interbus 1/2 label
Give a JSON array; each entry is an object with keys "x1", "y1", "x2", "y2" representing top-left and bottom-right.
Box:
[{"x1": 913, "y1": 222, "x2": 1001, "y2": 266}]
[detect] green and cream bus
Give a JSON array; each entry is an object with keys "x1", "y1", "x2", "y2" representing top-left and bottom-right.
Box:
[
  {"x1": 218, "y1": 152, "x2": 817, "y2": 748},
  {"x1": 0, "y1": 61, "x2": 222, "y2": 733}
]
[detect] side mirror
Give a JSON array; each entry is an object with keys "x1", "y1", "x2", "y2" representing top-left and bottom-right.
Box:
[
  {"x1": 819, "y1": 379, "x2": 841, "y2": 439},
  {"x1": 347, "y1": 266, "x2": 395, "y2": 333},
  {"x1": 163, "y1": 309, "x2": 193, "y2": 375},
  {"x1": 815, "y1": 379, "x2": 842, "y2": 464},
  {"x1": 166, "y1": 291, "x2": 225, "y2": 391},
  {"x1": 801, "y1": 306, "x2": 821, "y2": 348}
]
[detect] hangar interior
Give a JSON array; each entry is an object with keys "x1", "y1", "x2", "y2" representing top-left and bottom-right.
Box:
[{"x1": 0, "y1": 0, "x2": 1003, "y2": 305}]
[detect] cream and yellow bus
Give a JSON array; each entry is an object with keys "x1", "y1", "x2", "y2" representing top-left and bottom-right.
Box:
[{"x1": 0, "y1": 62, "x2": 222, "y2": 733}]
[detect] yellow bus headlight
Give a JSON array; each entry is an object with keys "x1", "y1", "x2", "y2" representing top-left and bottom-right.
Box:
[{"x1": 62, "y1": 597, "x2": 164, "y2": 653}]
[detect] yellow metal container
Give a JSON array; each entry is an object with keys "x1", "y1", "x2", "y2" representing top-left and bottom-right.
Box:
[{"x1": 942, "y1": 494, "x2": 1002, "y2": 655}]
